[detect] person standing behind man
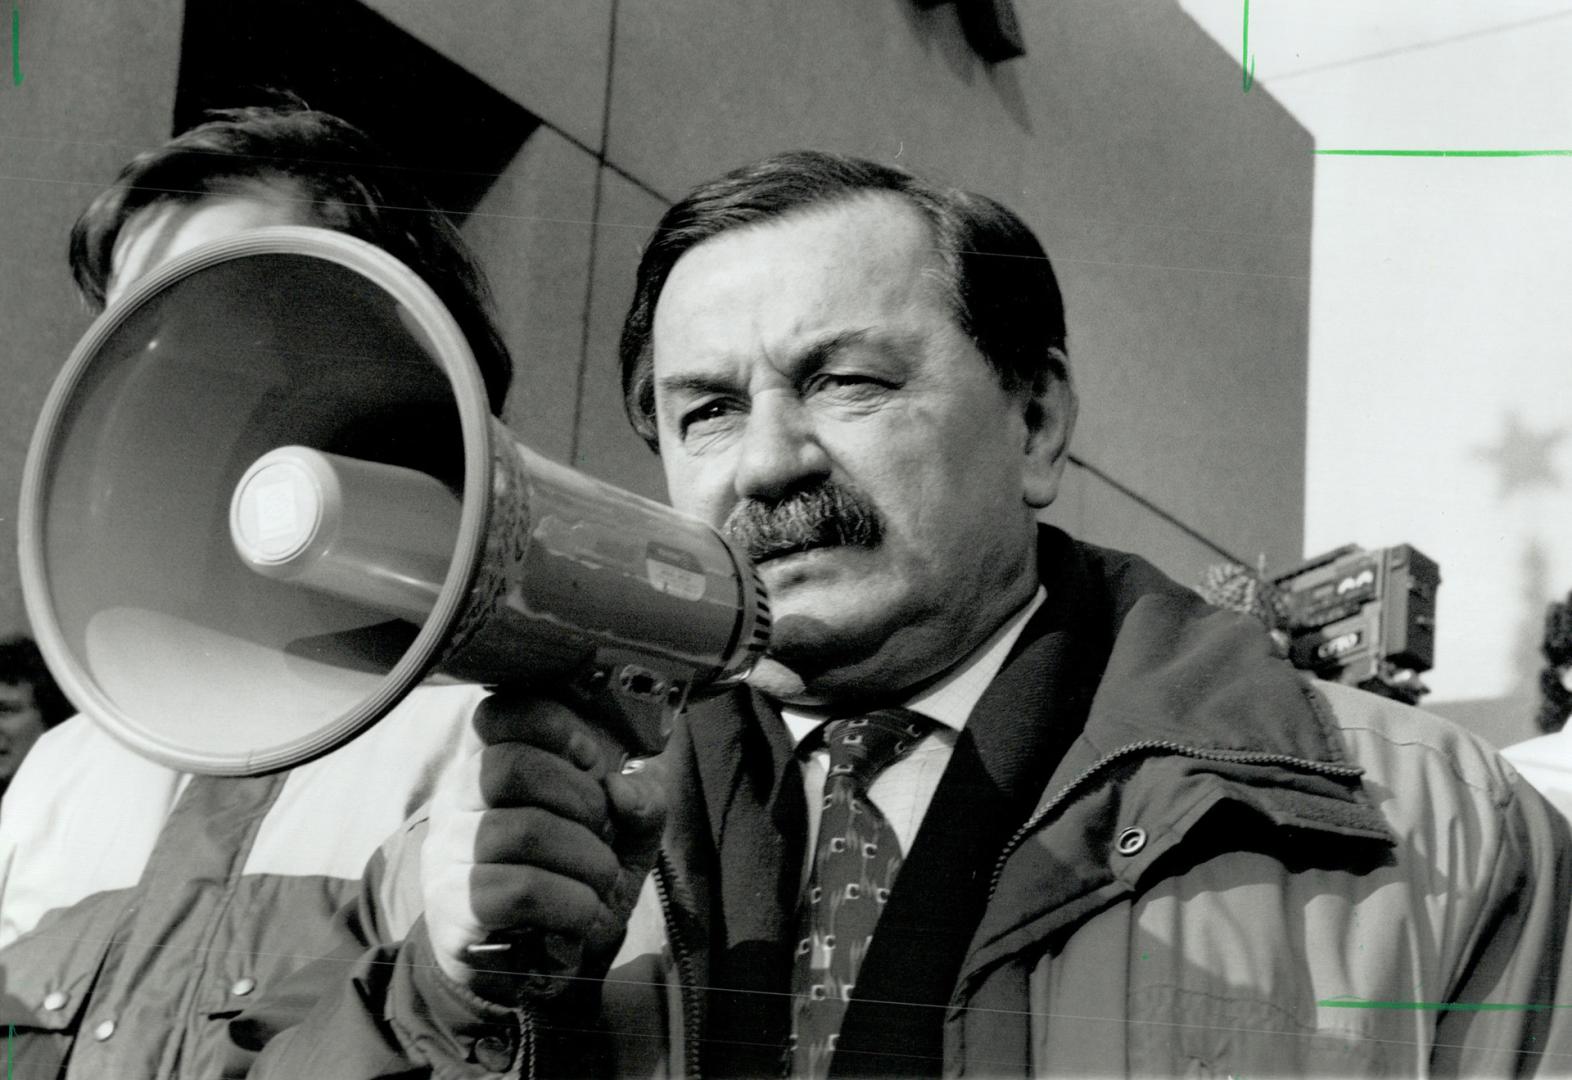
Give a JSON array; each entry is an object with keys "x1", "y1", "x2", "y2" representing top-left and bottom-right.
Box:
[
  {"x1": 0, "y1": 103, "x2": 512, "y2": 1080},
  {"x1": 233, "y1": 151, "x2": 1572, "y2": 1078},
  {"x1": 0, "y1": 637, "x2": 72, "y2": 801}
]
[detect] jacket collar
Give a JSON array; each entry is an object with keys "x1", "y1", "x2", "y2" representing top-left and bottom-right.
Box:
[
  {"x1": 1042, "y1": 529, "x2": 1394, "y2": 835},
  {"x1": 960, "y1": 530, "x2": 1395, "y2": 979},
  {"x1": 1063, "y1": 539, "x2": 1355, "y2": 769}
]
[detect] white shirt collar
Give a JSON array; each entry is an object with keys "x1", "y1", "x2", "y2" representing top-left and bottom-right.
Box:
[{"x1": 779, "y1": 585, "x2": 1048, "y2": 745}]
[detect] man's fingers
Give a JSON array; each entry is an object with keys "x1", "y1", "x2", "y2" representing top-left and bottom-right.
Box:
[
  {"x1": 606, "y1": 759, "x2": 671, "y2": 858},
  {"x1": 468, "y1": 862, "x2": 610, "y2": 935},
  {"x1": 424, "y1": 689, "x2": 669, "y2": 1001},
  {"x1": 477, "y1": 741, "x2": 611, "y2": 831},
  {"x1": 472, "y1": 693, "x2": 613, "y2": 776},
  {"x1": 472, "y1": 807, "x2": 622, "y2": 899}
]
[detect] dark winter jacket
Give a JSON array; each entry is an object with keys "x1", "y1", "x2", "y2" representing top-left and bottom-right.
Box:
[{"x1": 231, "y1": 532, "x2": 1572, "y2": 1078}]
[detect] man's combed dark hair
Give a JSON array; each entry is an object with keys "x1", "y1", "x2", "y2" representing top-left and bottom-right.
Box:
[
  {"x1": 69, "y1": 103, "x2": 512, "y2": 416},
  {"x1": 619, "y1": 150, "x2": 1069, "y2": 447},
  {"x1": 0, "y1": 637, "x2": 72, "y2": 730}
]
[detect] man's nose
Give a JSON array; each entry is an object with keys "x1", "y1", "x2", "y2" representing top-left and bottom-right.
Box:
[{"x1": 733, "y1": 390, "x2": 830, "y2": 502}]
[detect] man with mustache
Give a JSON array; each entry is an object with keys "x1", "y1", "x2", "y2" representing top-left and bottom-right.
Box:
[{"x1": 236, "y1": 152, "x2": 1572, "y2": 1078}]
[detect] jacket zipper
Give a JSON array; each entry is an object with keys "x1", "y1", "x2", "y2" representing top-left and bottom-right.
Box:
[
  {"x1": 519, "y1": 1006, "x2": 536, "y2": 1079},
  {"x1": 654, "y1": 851, "x2": 705, "y2": 1080},
  {"x1": 987, "y1": 739, "x2": 1366, "y2": 898}
]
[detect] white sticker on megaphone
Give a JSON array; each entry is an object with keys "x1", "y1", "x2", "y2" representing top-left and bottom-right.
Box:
[
  {"x1": 254, "y1": 480, "x2": 302, "y2": 542},
  {"x1": 233, "y1": 456, "x2": 323, "y2": 564},
  {"x1": 645, "y1": 541, "x2": 706, "y2": 601}
]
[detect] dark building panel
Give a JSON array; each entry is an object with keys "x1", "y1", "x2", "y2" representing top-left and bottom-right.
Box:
[
  {"x1": 174, "y1": 0, "x2": 538, "y2": 220},
  {"x1": 358, "y1": 0, "x2": 614, "y2": 154}
]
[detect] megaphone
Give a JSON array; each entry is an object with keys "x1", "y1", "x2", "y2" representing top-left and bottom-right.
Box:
[{"x1": 18, "y1": 227, "x2": 770, "y2": 775}]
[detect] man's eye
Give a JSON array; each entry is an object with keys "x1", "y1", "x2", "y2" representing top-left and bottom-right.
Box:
[
  {"x1": 680, "y1": 399, "x2": 739, "y2": 435},
  {"x1": 811, "y1": 372, "x2": 888, "y2": 396}
]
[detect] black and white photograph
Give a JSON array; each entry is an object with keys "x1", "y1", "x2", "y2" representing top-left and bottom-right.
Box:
[{"x1": 1, "y1": 2, "x2": 1570, "y2": 1076}]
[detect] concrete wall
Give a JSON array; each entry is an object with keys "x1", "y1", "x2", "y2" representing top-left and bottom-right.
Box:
[
  {"x1": 0, "y1": 0, "x2": 187, "y2": 640},
  {"x1": 0, "y1": 0, "x2": 1313, "y2": 638}
]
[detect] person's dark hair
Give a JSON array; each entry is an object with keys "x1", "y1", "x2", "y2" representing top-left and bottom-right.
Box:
[
  {"x1": 1535, "y1": 590, "x2": 1572, "y2": 734},
  {"x1": 0, "y1": 637, "x2": 72, "y2": 730},
  {"x1": 619, "y1": 149, "x2": 1069, "y2": 448},
  {"x1": 69, "y1": 103, "x2": 512, "y2": 416}
]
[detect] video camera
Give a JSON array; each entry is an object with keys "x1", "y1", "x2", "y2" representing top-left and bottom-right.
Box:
[{"x1": 1272, "y1": 544, "x2": 1441, "y2": 706}]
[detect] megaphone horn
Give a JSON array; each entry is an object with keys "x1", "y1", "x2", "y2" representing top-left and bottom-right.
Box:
[{"x1": 19, "y1": 227, "x2": 769, "y2": 776}]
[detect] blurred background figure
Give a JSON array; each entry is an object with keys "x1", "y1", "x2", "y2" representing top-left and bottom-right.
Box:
[
  {"x1": 1197, "y1": 560, "x2": 1292, "y2": 658},
  {"x1": 1534, "y1": 589, "x2": 1572, "y2": 737},
  {"x1": 0, "y1": 637, "x2": 70, "y2": 800},
  {"x1": 1503, "y1": 588, "x2": 1572, "y2": 821}
]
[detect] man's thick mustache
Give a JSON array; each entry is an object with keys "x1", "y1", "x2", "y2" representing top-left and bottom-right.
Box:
[{"x1": 722, "y1": 484, "x2": 883, "y2": 564}]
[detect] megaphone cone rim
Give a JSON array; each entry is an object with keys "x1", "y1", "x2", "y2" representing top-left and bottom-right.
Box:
[{"x1": 18, "y1": 226, "x2": 495, "y2": 775}]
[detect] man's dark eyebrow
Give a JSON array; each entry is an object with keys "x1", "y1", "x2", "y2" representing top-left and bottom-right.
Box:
[
  {"x1": 655, "y1": 329, "x2": 886, "y2": 403},
  {"x1": 655, "y1": 372, "x2": 737, "y2": 402},
  {"x1": 797, "y1": 328, "x2": 873, "y2": 372}
]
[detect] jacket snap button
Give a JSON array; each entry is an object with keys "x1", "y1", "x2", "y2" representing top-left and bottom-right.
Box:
[
  {"x1": 42, "y1": 991, "x2": 68, "y2": 1011},
  {"x1": 1115, "y1": 827, "x2": 1147, "y2": 856},
  {"x1": 93, "y1": 1019, "x2": 116, "y2": 1041},
  {"x1": 471, "y1": 1034, "x2": 514, "y2": 1071},
  {"x1": 230, "y1": 977, "x2": 257, "y2": 996}
]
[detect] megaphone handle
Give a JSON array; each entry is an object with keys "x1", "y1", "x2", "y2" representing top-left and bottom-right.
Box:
[
  {"x1": 456, "y1": 672, "x2": 678, "y2": 984},
  {"x1": 459, "y1": 753, "x2": 646, "y2": 972}
]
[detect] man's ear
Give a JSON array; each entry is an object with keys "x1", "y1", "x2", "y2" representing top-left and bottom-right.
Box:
[{"x1": 1021, "y1": 355, "x2": 1077, "y2": 510}]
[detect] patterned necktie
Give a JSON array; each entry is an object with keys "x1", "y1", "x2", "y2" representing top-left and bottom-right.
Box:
[{"x1": 789, "y1": 709, "x2": 933, "y2": 1078}]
